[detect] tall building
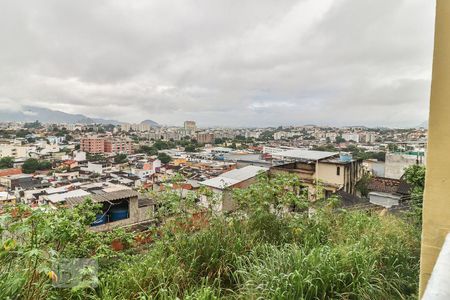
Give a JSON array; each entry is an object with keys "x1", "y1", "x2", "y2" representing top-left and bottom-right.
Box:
[
  {"x1": 342, "y1": 133, "x2": 360, "y2": 143},
  {"x1": 197, "y1": 132, "x2": 214, "y2": 144},
  {"x1": 80, "y1": 137, "x2": 105, "y2": 154},
  {"x1": 121, "y1": 123, "x2": 132, "y2": 132},
  {"x1": 104, "y1": 139, "x2": 133, "y2": 154},
  {"x1": 184, "y1": 121, "x2": 197, "y2": 132}
]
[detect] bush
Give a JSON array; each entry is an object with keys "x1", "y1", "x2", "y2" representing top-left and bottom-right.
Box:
[
  {"x1": 21, "y1": 158, "x2": 52, "y2": 173},
  {"x1": 0, "y1": 175, "x2": 421, "y2": 299},
  {"x1": 0, "y1": 156, "x2": 14, "y2": 169},
  {"x1": 157, "y1": 152, "x2": 172, "y2": 164}
]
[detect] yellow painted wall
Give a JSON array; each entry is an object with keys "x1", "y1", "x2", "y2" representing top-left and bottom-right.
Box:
[
  {"x1": 317, "y1": 163, "x2": 345, "y2": 187},
  {"x1": 419, "y1": 0, "x2": 450, "y2": 296}
]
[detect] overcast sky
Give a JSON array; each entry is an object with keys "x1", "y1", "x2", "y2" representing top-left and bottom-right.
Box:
[{"x1": 0, "y1": 0, "x2": 435, "y2": 127}]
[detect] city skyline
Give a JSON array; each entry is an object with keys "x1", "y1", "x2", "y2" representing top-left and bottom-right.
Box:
[{"x1": 0, "y1": 0, "x2": 435, "y2": 127}]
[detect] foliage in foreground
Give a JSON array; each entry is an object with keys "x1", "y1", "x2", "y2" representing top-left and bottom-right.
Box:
[{"x1": 0, "y1": 174, "x2": 421, "y2": 300}]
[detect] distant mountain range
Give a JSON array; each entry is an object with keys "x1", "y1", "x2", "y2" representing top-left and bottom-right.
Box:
[
  {"x1": 0, "y1": 106, "x2": 159, "y2": 126},
  {"x1": 140, "y1": 119, "x2": 160, "y2": 127}
]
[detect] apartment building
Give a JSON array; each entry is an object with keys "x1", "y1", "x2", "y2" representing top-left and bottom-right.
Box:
[
  {"x1": 197, "y1": 132, "x2": 215, "y2": 144},
  {"x1": 80, "y1": 137, "x2": 105, "y2": 154},
  {"x1": 104, "y1": 139, "x2": 132, "y2": 154},
  {"x1": 80, "y1": 136, "x2": 132, "y2": 154},
  {"x1": 0, "y1": 144, "x2": 36, "y2": 158},
  {"x1": 184, "y1": 121, "x2": 197, "y2": 132},
  {"x1": 384, "y1": 152, "x2": 425, "y2": 179},
  {"x1": 342, "y1": 133, "x2": 360, "y2": 143}
]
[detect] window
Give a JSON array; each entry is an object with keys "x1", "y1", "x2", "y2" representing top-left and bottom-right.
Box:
[{"x1": 337, "y1": 166, "x2": 340, "y2": 176}]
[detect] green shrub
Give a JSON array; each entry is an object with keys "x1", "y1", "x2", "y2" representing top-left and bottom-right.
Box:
[{"x1": 0, "y1": 174, "x2": 421, "y2": 299}]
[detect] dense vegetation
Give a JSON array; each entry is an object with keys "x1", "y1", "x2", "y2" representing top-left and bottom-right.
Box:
[
  {"x1": 404, "y1": 165, "x2": 426, "y2": 227},
  {"x1": 114, "y1": 154, "x2": 128, "y2": 164},
  {"x1": 22, "y1": 158, "x2": 52, "y2": 174},
  {"x1": 0, "y1": 174, "x2": 421, "y2": 299},
  {"x1": 157, "y1": 152, "x2": 172, "y2": 164},
  {"x1": 0, "y1": 156, "x2": 14, "y2": 169}
]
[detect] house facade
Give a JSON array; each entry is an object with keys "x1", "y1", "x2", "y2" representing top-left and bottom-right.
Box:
[{"x1": 270, "y1": 150, "x2": 364, "y2": 200}]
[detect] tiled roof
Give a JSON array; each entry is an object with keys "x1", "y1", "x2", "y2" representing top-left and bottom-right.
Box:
[
  {"x1": 0, "y1": 168, "x2": 22, "y2": 177},
  {"x1": 336, "y1": 190, "x2": 370, "y2": 207},
  {"x1": 368, "y1": 177, "x2": 400, "y2": 194},
  {"x1": 367, "y1": 177, "x2": 411, "y2": 196}
]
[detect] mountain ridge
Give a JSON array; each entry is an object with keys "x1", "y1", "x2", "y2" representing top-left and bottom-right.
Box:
[{"x1": 0, "y1": 106, "x2": 157, "y2": 127}]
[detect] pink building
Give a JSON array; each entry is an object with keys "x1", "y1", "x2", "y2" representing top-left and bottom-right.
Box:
[
  {"x1": 80, "y1": 137, "x2": 132, "y2": 154},
  {"x1": 104, "y1": 139, "x2": 133, "y2": 154},
  {"x1": 80, "y1": 137, "x2": 105, "y2": 154}
]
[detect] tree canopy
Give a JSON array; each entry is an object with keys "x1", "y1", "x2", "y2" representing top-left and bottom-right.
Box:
[
  {"x1": 0, "y1": 173, "x2": 421, "y2": 299},
  {"x1": 114, "y1": 153, "x2": 128, "y2": 164},
  {"x1": 22, "y1": 158, "x2": 52, "y2": 174},
  {"x1": 0, "y1": 157, "x2": 14, "y2": 169},
  {"x1": 157, "y1": 152, "x2": 172, "y2": 164}
]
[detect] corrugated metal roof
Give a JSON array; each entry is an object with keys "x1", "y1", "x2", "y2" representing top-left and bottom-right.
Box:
[
  {"x1": 200, "y1": 177, "x2": 240, "y2": 189},
  {"x1": 200, "y1": 166, "x2": 268, "y2": 189},
  {"x1": 46, "y1": 189, "x2": 91, "y2": 204},
  {"x1": 273, "y1": 149, "x2": 338, "y2": 161},
  {"x1": 220, "y1": 166, "x2": 268, "y2": 181},
  {"x1": 66, "y1": 189, "x2": 139, "y2": 205}
]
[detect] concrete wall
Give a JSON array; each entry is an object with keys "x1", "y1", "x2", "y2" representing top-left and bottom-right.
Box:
[
  {"x1": 87, "y1": 162, "x2": 103, "y2": 174},
  {"x1": 200, "y1": 176, "x2": 260, "y2": 212},
  {"x1": 371, "y1": 161, "x2": 385, "y2": 177},
  {"x1": 385, "y1": 153, "x2": 423, "y2": 179},
  {"x1": 317, "y1": 163, "x2": 345, "y2": 187},
  {"x1": 420, "y1": 1, "x2": 450, "y2": 296},
  {"x1": 368, "y1": 192, "x2": 400, "y2": 208},
  {"x1": 0, "y1": 144, "x2": 35, "y2": 158},
  {"x1": 137, "y1": 205, "x2": 154, "y2": 222},
  {"x1": 91, "y1": 196, "x2": 144, "y2": 232}
]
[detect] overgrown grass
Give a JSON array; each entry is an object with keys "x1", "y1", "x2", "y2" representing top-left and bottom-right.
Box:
[
  {"x1": 88, "y1": 210, "x2": 419, "y2": 300},
  {"x1": 0, "y1": 178, "x2": 421, "y2": 299}
]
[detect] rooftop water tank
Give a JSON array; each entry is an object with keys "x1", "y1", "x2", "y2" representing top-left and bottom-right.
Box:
[
  {"x1": 339, "y1": 153, "x2": 353, "y2": 162},
  {"x1": 110, "y1": 208, "x2": 129, "y2": 222}
]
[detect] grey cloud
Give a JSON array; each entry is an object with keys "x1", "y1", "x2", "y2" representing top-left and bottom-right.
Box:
[{"x1": 0, "y1": 0, "x2": 435, "y2": 127}]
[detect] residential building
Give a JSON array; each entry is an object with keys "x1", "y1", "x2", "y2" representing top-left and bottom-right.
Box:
[
  {"x1": 36, "y1": 182, "x2": 154, "y2": 232},
  {"x1": 104, "y1": 139, "x2": 132, "y2": 154},
  {"x1": 0, "y1": 174, "x2": 34, "y2": 190},
  {"x1": 363, "y1": 159, "x2": 385, "y2": 177},
  {"x1": 121, "y1": 123, "x2": 132, "y2": 132},
  {"x1": 80, "y1": 137, "x2": 132, "y2": 154},
  {"x1": 0, "y1": 191, "x2": 16, "y2": 206},
  {"x1": 200, "y1": 165, "x2": 269, "y2": 212},
  {"x1": 73, "y1": 150, "x2": 87, "y2": 161},
  {"x1": 184, "y1": 121, "x2": 197, "y2": 133},
  {"x1": 81, "y1": 162, "x2": 111, "y2": 174},
  {"x1": 130, "y1": 159, "x2": 161, "y2": 178},
  {"x1": 80, "y1": 137, "x2": 105, "y2": 154},
  {"x1": 384, "y1": 152, "x2": 425, "y2": 179},
  {"x1": 367, "y1": 177, "x2": 411, "y2": 208},
  {"x1": 270, "y1": 150, "x2": 364, "y2": 200},
  {"x1": 0, "y1": 144, "x2": 36, "y2": 158},
  {"x1": 47, "y1": 136, "x2": 65, "y2": 144},
  {"x1": 197, "y1": 132, "x2": 215, "y2": 144},
  {"x1": 342, "y1": 133, "x2": 360, "y2": 143}
]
